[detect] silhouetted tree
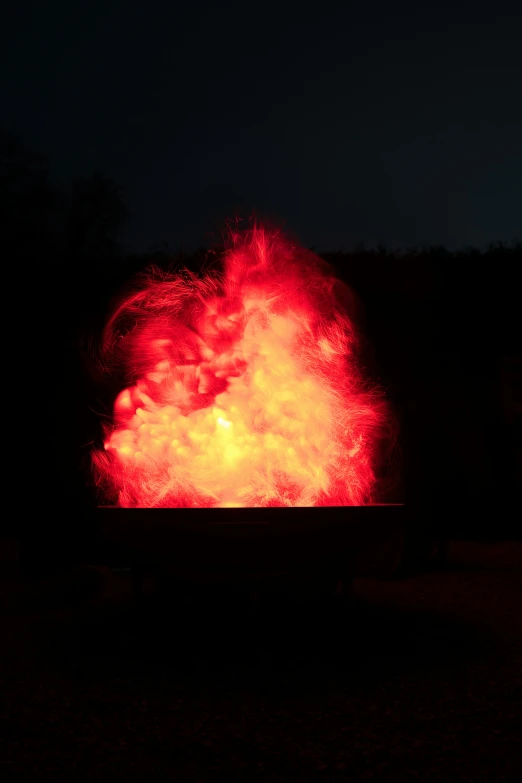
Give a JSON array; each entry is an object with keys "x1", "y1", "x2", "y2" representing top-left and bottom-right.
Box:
[
  {"x1": 0, "y1": 129, "x2": 60, "y2": 262},
  {"x1": 65, "y1": 171, "x2": 129, "y2": 262}
]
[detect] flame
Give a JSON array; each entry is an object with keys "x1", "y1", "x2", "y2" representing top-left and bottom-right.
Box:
[{"x1": 93, "y1": 228, "x2": 387, "y2": 507}]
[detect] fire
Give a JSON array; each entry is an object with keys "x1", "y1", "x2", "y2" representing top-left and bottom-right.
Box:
[{"x1": 93, "y1": 228, "x2": 387, "y2": 507}]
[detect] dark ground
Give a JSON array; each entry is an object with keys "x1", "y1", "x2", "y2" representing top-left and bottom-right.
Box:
[{"x1": 1, "y1": 541, "x2": 521, "y2": 782}]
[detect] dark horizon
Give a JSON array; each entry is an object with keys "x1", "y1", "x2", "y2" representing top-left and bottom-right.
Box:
[{"x1": 3, "y1": 0, "x2": 521, "y2": 254}]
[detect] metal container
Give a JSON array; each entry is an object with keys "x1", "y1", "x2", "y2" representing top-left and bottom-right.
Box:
[{"x1": 99, "y1": 505, "x2": 405, "y2": 592}]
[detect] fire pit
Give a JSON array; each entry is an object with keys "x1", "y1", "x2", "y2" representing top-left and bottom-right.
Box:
[
  {"x1": 99, "y1": 505, "x2": 404, "y2": 596},
  {"x1": 93, "y1": 227, "x2": 401, "y2": 593}
]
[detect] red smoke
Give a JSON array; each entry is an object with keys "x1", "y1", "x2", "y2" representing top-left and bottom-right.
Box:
[{"x1": 93, "y1": 227, "x2": 388, "y2": 507}]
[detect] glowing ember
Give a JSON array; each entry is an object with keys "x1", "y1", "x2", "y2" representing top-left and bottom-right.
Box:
[{"x1": 93, "y1": 228, "x2": 387, "y2": 507}]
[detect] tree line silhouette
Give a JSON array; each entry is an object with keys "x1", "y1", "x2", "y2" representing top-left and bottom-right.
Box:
[{"x1": 3, "y1": 130, "x2": 520, "y2": 570}]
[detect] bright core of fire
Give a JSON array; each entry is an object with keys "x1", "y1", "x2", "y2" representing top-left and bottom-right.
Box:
[{"x1": 93, "y1": 228, "x2": 387, "y2": 507}]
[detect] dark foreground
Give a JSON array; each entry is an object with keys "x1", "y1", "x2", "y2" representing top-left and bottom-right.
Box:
[{"x1": 1, "y1": 541, "x2": 521, "y2": 782}]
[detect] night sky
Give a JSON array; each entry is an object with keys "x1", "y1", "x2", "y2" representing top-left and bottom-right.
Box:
[{"x1": 3, "y1": 0, "x2": 521, "y2": 252}]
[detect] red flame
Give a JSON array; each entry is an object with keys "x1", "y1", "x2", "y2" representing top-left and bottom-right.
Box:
[{"x1": 93, "y1": 228, "x2": 387, "y2": 507}]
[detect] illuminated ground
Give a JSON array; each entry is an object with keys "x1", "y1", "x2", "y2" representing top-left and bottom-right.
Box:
[{"x1": 1, "y1": 541, "x2": 521, "y2": 782}]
